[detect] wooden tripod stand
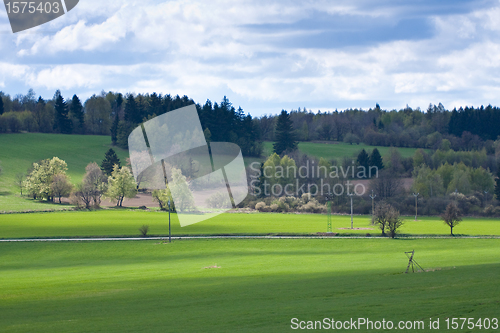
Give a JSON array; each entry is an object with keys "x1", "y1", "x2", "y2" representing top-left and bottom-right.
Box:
[{"x1": 405, "y1": 250, "x2": 424, "y2": 273}]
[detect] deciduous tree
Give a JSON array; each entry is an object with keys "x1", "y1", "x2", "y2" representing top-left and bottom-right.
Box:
[
  {"x1": 50, "y1": 173, "x2": 73, "y2": 203},
  {"x1": 105, "y1": 165, "x2": 137, "y2": 207},
  {"x1": 441, "y1": 202, "x2": 462, "y2": 236}
]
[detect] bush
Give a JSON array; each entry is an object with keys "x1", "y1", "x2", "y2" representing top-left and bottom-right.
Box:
[
  {"x1": 206, "y1": 191, "x2": 232, "y2": 209},
  {"x1": 269, "y1": 204, "x2": 279, "y2": 212},
  {"x1": 139, "y1": 225, "x2": 150, "y2": 237},
  {"x1": 255, "y1": 202, "x2": 267, "y2": 212}
]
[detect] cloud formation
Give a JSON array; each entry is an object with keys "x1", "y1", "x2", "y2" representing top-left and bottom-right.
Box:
[{"x1": 1, "y1": 0, "x2": 500, "y2": 115}]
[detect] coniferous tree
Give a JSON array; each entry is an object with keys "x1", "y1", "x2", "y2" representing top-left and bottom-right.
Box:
[
  {"x1": 369, "y1": 148, "x2": 384, "y2": 170},
  {"x1": 0, "y1": 95, "x2": 4, "y2": 115},
  {"x1": 54, "y1": 90, "x2": 72, "y2": 134},
  {"x1": 357, "y1": 149, "x2": 370, "y2": 177},
  {"x1": 101, "y1": 148, "x2": 121, "y2": 176},
  {"x1": 69, "y1": 94, "x2": 84, "y2": 133},
  {"x1": 273, "y1": 110, "x2": 297, "y2": 155},
  {"x1": 111, "y1": 93, "x2": 123, "y2": 145},
  {"x1": 111, "y1": 112, "x2": 120, "y2": 145},
  {"x1": 124, "y1": 94, "x2": 139, "y2": 124}
]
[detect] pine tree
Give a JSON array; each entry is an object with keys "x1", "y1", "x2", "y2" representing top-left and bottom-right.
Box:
[
  {"x1": 357, "y1": 149, "x2": 369, "y2": 178},
  {"x1": 124, "y1": 94, "x2": 139, "y2": 124},
  {"x1": 69, "y1": 94, "x2": 84, "y2": 133},
  {"x1": 54, "y1": 90, "x2": 72, "y2": 134},
  {"x1": 101, "y1": 148, "x2": 121, "y2": 176},
  {"x1": 369, "y1": 148, "x2": 384, "y2": 170},
  {"x1": 495, "y1": 162, "x2": 500, "y2": 201},
  {"x1": 273, "y1": 110, "x2": 298, "y2": 155},
  {"x1": 111, "y1": 113, "x2": 119, "y2": 145},
  {"x1": 110, "y1": 93, "x2": 123, "y2": 145},
  {"x1": 0, "y1": 95, "x2": 4, "y2": 115}
]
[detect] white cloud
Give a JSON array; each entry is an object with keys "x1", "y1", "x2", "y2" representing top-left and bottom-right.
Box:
[{"x1": 1, "y1": 0, "x2": 500, "y2": 114}]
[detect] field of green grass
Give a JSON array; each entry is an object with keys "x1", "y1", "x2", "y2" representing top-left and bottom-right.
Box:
[
  {"x1": 1, "y1": 134, "x2": 498, "y2": 333},
  {"x1": 0, "y1": 133, "x2": 130, "y2": 211},
  {"x1": 1, "y1": 210, "x2": 499, "y2": 239},
  {"x1": 0, "y1": 238, "x2": 498, "y2": 332},
  {"x1": 263, "y1": 141, "x2": 425, "y2": 160},
  {"x1": 0, "y1": 133, "x2": 129, "y2": 191}
]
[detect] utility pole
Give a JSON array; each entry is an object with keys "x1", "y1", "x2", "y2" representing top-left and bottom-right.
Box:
[
  {"x1": 347, "y1": 193, "x2": 354, "y2": 229},
  {"x1": 413, "y1": 193, "x2": 419, "y2": 221},
  {"x1": 325, "y1": 192, "x2": 333, "y2": 233},
  {"x1": 168, "y1": 200, "x2": 172, "y2": 243},
  {"x1": 369, "y1": 190, "x2": 376, "y2": 224}
]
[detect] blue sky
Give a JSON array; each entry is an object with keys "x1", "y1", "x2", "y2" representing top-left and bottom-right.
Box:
[{"x1": 1, "y1": 0, "x2": 500, "y2": 116}]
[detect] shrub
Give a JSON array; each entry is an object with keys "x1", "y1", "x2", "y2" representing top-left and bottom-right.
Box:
[
  {"x1": 206, "y1": 191, "x2": 232, "y2": 209},
  {"x1": 255, "y1": 202, "x2": 267, "y2": 212},
  {"x1": 139, "y1": 225, "x2": 150, "y2": 237},
  {"x1": 269, "y1": 204, "x2": 279, "y2": 212}
]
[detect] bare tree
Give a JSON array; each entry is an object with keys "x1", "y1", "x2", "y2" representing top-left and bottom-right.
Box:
[
  {"x1": 50, "y1": 174, "x2": 73, "y2": 203},
  {"x1": 83, "y1": 162, "x2": 107, "y2": 207},
  {"x1": 15, "y1": 173, "x2": 24, "y2": 195},
  {"x1": 72, "y1": 162, "x2": 106, "y2": 209},
  {"x1": 369, "y1": 170, "x2": 403, "y2": 199},
  {"x1": 441, "y1": 202, "x2": 462, "y2": 236},
  {"x1": 374, "y1": 202, "x2": 404, "y2": 238},
  {"x1": 386, "y1": 207, "x2": 404, "y2": 238}
]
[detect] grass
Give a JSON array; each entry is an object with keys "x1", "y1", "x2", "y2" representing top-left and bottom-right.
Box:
[
  {"x1": 0, "y1": 238, "x2": 499, "y2": 332},
  {"x1": 0, "y1": 133, "x2": 130, "y2": 212},
  {"x1": 1, "y1": 210, "x2": 500, "y2": 239},
  {"x1": 0, "y1": 133, "x2": 129, "y2": 191},
  {"x1": 263, "y1": 141, "x2": 426, "y2": 160}
]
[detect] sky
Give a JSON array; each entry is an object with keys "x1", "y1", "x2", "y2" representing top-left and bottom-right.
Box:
[{"x1": 1, "y1": 0, "x2": 500, "y2": 117}]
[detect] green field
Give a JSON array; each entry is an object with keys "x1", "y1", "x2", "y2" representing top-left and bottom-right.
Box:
[
  {"x1": 263, "y1": 141, "x2": 425, "y2": 160},
  {"x1": 0, "y1": 133, "x2": 129, "y2": 212},
  {"x1": 0, "y1": 239, "x2": 498, "y2": 332},
  {"x1": 1, "y1": 210, "x2": 499, "y2": 239},
  {"x1": 0, "y1": 133, "x2": 129, "y2": 191}
]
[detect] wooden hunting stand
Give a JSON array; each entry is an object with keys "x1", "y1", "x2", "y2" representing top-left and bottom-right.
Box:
[{"x1": 404, "y1": 250, "x2": 424, "y2": 273}]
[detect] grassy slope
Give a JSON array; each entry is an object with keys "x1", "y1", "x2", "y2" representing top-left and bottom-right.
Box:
[
  {"x1": 0, "y1": 239, "x2": 498, "y2": 332},
  {"x1": 0, "y1": 133, "x2": 129, "y2": 211},
  {"x1": 0, "y1": 133, "x2": 130, "y2": 190},
  {"x1": 1, "y1": 210, "x2": 500, "y2": 239},
  {"x1": 263, "y1": 141, "x2": 425, "y2": 160}
]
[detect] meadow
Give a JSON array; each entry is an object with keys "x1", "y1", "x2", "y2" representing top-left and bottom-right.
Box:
[
  {"x1": 1, "y1": 210, "x2": 500, "y2": 239},
  {"x1": 262, "y1": 141, "x2": 425, "y2": 160},
  {"x1": 0, "y1": 133, "x2": 498, "y2": 332},
  {"x1": 0, "y1": 238, "x2": 498, "y2": 332},
  {"x1": 0, "y1": 133, "x2": 129, "y2": 212}
]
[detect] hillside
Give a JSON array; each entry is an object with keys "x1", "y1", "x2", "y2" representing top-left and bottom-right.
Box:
[
  {"x1": 0, "y1": 133, "x2": 425, "y2": 212},
  {"x1": 0, "y1": 133, "x2": 129, "y2": 211},
  {"x1": 262, "y1": 141, "x2": 425, "y2": 160}
]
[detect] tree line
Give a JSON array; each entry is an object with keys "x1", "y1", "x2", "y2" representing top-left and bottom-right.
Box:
[
  {"x1": 0, "y1": 89, "x2": 262, "y2": 157},
  {"x1": 21, "y1": 151, "x2": 137, "y2": 209},
  {"x1": 256, "y1": 103, "x2": 500, "y2": 152}
]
